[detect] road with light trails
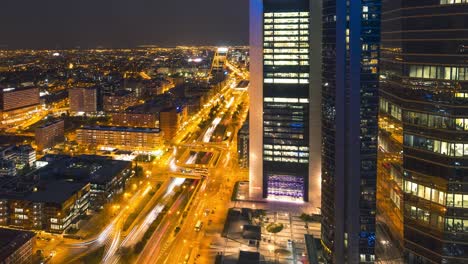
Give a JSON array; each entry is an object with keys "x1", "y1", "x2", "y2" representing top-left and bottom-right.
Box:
[
  {"x1": 63, "y1": 60, "x2": 248, "y2": 264},
  {"x1": 102, "y1": 177, "x2": 187, "y2": 264},
  {"x1": 135, "y1": 180, "x2": 201, "y2": 264},
  {"x1": 61, "y1": 184, "x2": 154, "y2": 264},
  {"x1": 138, "y1": 62, "x2": 249, "y2": 264}
]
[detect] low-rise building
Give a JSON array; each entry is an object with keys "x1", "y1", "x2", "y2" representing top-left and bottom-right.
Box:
[
  {"x1": 0, "y1": 159, "x2": 16, "y2": 177},
  {"x1": 13, "y1": 145, "x2": 36, "y2": 169},
  {"x1": 0, "y1": 145, "x2": 36, "y2": 170},
  {"x1": 0, "y1": 87, "x2": 40, "y2": 112},
  {"x1": 0, "y1": 228, "x2": 35, "y2": 264},
  {"x1": 0, "y1": 87, "x2": 41, "y2": 125},
  {"x1": 0, "y1": 177, "x2": 90, "y2": 233},
  {"x1": 36, "y1": 155, "x2": 133, "y2": 210},
  {"x1": 35, "y1": 119, "x2": 64, "y2": 151},
  {"x1": 76, "y1": 126, "x2": 162, "y2": 151}
]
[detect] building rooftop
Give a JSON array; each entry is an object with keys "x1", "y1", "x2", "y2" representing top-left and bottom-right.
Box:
[
  {"x1": 1, "y1": 86, "x2": 38, "y2": 93},
  {"x1": 35, "y1": 155, "x2": 132, "y2": 185},
  {"x1": 125, "y1": 93, "x2": 174, "y2": 113},
  {"x1": 0, "y1": 228, "x2": 35, "y2": 261},
  {"x1": 105, "y1": 90, "x2": 133, "y2": 97},
  {"x1": 37, "y1": 118, "x2": 63, "y2": 129},
  {"x1": 0, "y1": 176, "x2": 88, "y2": 205},
  {"x1": 79, "y1": 125, "x2": 160, "y2": 133},
  {"x1": 27, "y1": 181, "x2": 88, "y2": 204}
]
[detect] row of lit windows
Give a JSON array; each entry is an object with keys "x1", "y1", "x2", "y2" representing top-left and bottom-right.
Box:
[
  {"x1": 265, "y1": 60, "x2": 309, "y2": 66},
  {"x1": 264, "y1": 36, "x2": 309, "y2": 42},
  {"x1": 264, "y1": 78, "x2": 309, "y2": 84},
  {"x1": 51, "y1": 224, "x2": 63, "y2": 230},
  {"x1": 455, "y1": 93, "x2": 468, "y2": 98},
  {"x1": 404, "y1": 133, "x2": 468, "y2": 157},
  {"x1": 447, "y1": 193, "x2": 468, "y2": 208},
  {"x1": 406, "y1": 205, "x2": 444, "y2": 229},
  {"x1": 264, "y1": 150, "x2": 309, "y2": 157},
  {"x1": 264, "y1": 156, "x2": 308, "y2": 163},
  {"x1": 264, "y1": 144, "x2": 308, "y2": 151},
  {"x1": 440, "y1": 0, "x2": 468, "y2": 4},
  {"x1": 265, "y1": 72, "x2": 309, "y2": 78},
  {"x1": 379, "y1": 98, "x2": 402, "y2": 120},
  {"x1": 264, "y1": 132, "x2": 304, "y2": 139},
  {"x1": 404, "y1": 180, "x2": 446, "y2": 205},
  {"x1": 403, "y1": 111, "x2": 451, "y2": 129},
  {"x1": 360, "y1": 254, "x2": 376, "y2": 263},
  {"x1": 265, "y1": 42, "x2": 309, "y2": 48},
  {"x1": 264, "y1": 18, "x2": 309, "y2": 24},
  {"x1": 264, "y1": 30, "x2": 309, "y2": 36},
  {"x1": 409, "y1": 65, "x2": 468, "y2": 81},
  {"x1": 402, "y1": 109, "x2": 468, "y2": 131},
  {"x1": 14, "y1": 214, "x2": 28, "y2": 220},
  {"x1": 264, "y1": 54, "x2": 309, "y2": 60},
  {"x1": 264, "y1": 122, "x2": 305, "y2": 130},
  {"x1": 264, "y1": 12, "x2": 309, "y2": 18},
  {"x1": 264, "y1": 24, "x2": 309, "y2": 30},
  {"x1": 264, "y1": 115, "x2": 305, "y2": 122},
  {"x1": 264, "y1": 97, "x2": 309, "y2": 103},
  {"x1": 264, "y1": 48, "x2": 309, "y2": 54},
  {"x1": 446, "y1": 218, "x2": 468, "y2": 233}
]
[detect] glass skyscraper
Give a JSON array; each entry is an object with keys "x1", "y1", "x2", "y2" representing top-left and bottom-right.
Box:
[
  {"x1": 379, "y1": 0, "x2": 468, "y2": 263},
  {"x1": 321, "y1": 0, "x2": 380, "y2": 263},
  {"x1": 249, "y1": 0, "x2": 321, "y2": 204}
]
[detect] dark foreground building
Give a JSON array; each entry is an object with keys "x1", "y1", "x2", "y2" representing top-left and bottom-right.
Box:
[
  {"x1": 0, "y1": 228, "x2": 35, "y2": 264},
  {"x1": 380, "y1": 0, "x2": 468, "y2": 263},
  {"x1": 320, "y1": 0, "x2": 380, "y2": 263}
]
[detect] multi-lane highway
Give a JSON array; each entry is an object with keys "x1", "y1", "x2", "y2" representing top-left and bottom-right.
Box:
[
  {"x1": 134, "y1": 65, "x2": 249, "y2": 264},
  {"x1": 36, "y1": 61, "x2": 248, "y2": 264}
]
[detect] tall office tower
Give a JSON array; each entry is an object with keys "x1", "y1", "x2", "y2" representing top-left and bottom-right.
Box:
[
  {"x1": 380, "y1": 1, "x2": 468, "y2": 263},
  {"x1": 249, "y1": 0, "x2": 321, "y2": 204},
  {"x1": 211, "y1": 47, "x2": 229, "y2": 74},
  {"x1": 320, "y1": 0, "x2": 380, "y2": 263}
]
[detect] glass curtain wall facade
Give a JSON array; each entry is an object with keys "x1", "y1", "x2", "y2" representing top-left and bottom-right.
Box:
[
  {"x1": 250, "y1": 0, "x2": 321, "y2": 204},
  {"x1": 321, "y1": 0, "x2": 380, "y2": 263},
  {"x1": 263, "y1": 0, "x2": 310, "y2": 202},
  {"x1": 380, "y1": 0, "x2": 468, "y2": 263}
]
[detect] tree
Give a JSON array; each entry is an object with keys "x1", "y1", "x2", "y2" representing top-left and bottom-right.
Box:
[
  {"x1": 135, "y1": 166, "x2": 144, "y2": 177},
  {"x1": 266, "y1": 223, "x2": 284, "y2": 234},
  {"x1": 300, "y1": 213, "x2": 321, "y2": 222},
  {"x1": 300, "y1": 213, "x2": 314, "y2": 222}
]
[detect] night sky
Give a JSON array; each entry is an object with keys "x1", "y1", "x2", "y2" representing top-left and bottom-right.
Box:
[{"x1": 0, "y1": 0, "x2": 249, "y2": 49}]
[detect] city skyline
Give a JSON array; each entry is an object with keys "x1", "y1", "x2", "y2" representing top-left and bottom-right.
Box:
[
  {"x1": 2, "y1": 0, "x2": 468, "y2": 263},
  {"x1": 0, "y1": 0, "x2": 249, "y2": 49}
]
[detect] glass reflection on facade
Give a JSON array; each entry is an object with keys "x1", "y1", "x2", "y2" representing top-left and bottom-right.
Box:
[
  {"x1": 380, "y1": 0, "x2": 468, "y2": 263},
  {"x1": 259, "y1": 0, "x2": 312, "y2": 202}
]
